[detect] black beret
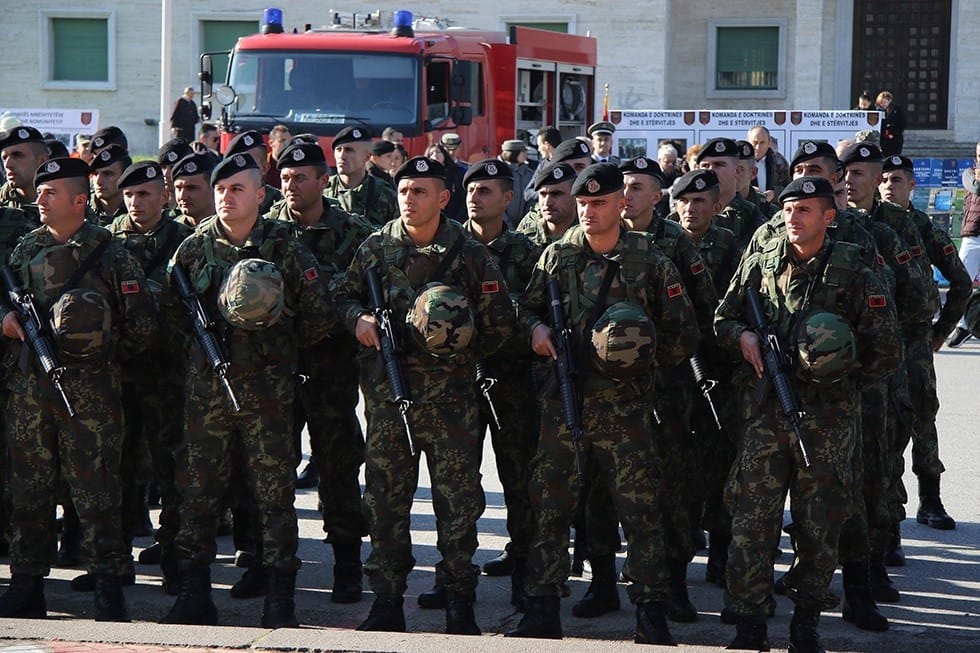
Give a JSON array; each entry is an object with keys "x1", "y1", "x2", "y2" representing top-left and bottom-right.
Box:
[
  {"x1": 587, "y1": 121, "x2": 615, "y2": 137},
  {"x1": 696, "y1": 138, "x2": 739, "y2": 162},
  {"x1": 277, "y1": 142, "x2": 327, "y2": 169},
  {"x1": 91, "y1": 126, "x2": 128, "y2": 153},
  {"x1": 462, "y1": 159, "x2": 514, "y2": 187},
  {"x1": 0, "y1": 126, "x2": 44, "y2": 150},
  {"x1": 211, "y1": 153, "x2": 260, "y2": 186},
  {"x1": 672, "y1": 169, "x2": 720, "y2": 197},
  {"x1": 533, "y1": 162, "x2": 576, "y2": 190},
  {"x1": 44, "y1": 139, "x2": 70, "y2": 159},
  {"x1": 839, "y1": 141, "x2": 883, "y2": 166},
  {"x1": 158, "y1": 138, "x2": 192, "y2": 167},
  {"x1": 394, "y1": 156, "x2": 445, "y2": 184},
  {"x1": 790, "y1": 141, "x2": 838, "y2": 168},
  {"x1": 571, "y1": 163, "x2": 624, "y2": 197},
  {"x1": 90, "y1": 144, "x2": 132, "y2": 171},
  {"x1": 371, "y1": 140, "x2": 396, "y2": 156},
  {"x1": 225, "y1": 130, "x2": 265, "y2": 156},
  {"x1": 552, "y1": 138, "x2": 593, "y2": 163},
  {"x1": 619, "y1": 157, "x2": 665, "y2": 184},
  {"x1": 118, "y1": 161, "x2": 165, "y2": 189},
  {"x1": 778, "y1": 176, "x2": 835, "y2": 204},
  {"x1": 172, "y1": 152, "x2": 219, "y2": 180},
  {"x1": 289, "y1": 133, "x2": 320, "y2": 146},
  {"x1": 882, "y1": 154, "x2": 914, "y2": 173},
  {"x1": 736, "y1": 140, "x2": 755, "y2": 160},
  {"x1": 333, "y1": 126, "x2": 372, "y2": 147},
  {"x1": 34, "y1": 157, "x2": 90, "y2": 187}
]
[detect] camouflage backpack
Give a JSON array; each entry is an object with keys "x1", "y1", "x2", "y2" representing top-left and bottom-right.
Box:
[
  {"x1": 217, "y1": 258, "x2": 285, "y2": 330},
  {"x1": 589, "y1": 301, "x2": 656, "y2": 381},
  {"x1": 50, "y1": 288, "x2": 112, "y2": 363},
  {"x1": 406, "y1": 282, "x2": 475, "y2": 358},
  {"x1": 793, "y1": 309, "x2": 856, "y2": 385}
]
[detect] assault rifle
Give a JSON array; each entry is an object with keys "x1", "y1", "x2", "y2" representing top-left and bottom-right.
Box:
[
  {"x1": 172, "y1": 263, "x2": 240, "y2": 412},
  {"x1": 546, "y1": 278, "x2": 586, "y2": 488}
]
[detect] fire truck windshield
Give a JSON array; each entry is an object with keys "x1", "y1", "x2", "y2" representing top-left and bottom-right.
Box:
[{"x1": 226, "y1": 50, "x2": 419, "y2": 133}]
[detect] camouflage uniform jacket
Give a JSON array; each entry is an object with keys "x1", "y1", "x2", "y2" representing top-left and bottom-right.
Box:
[
  {"x1": 715, "y1": 235, "x2": 902, "y2": 398},
  {"x1": 1, "y1": 222, "x2": 159, "y2": 375},
  {"x1": 693, "y1": 222, "x2": 743, "y2": 298},
  {"x1": 516, "y1": 207, "x2": 575, "y2": 249},
  {"x1": 167, "y1": 215, "x2": 333, "y2": 376},
  {"x1": 746, "y1": 186, "x2": 778, "y2": 219},
  {"x1": 333, "y1": 217, "x2": 515, "y2": 402},
  {"x1": 907, "y1": 205, "x2": 971, "y2": 340},
  {"x1": 259, "y1": 184, "x2": 283, "y2": 217},
  {"x1": 0, "y1": 183, "x2": 40, "y2": 224},
  {"x1": 89, "y1": 196, "x2": 127, "y2": 227},
  {"x1": 863, "y1": 199, "x2": 939, "y2": 313},
  {"x1": 325, "y1": 172, "x2": 398, "y2": 227},
  {"x1": 462, "y1": 219, "x2": 543, "y2": 361},
  {"x1": 517, "y1": 226, "x2": 699, "y2": 399},
  {"x1": 0, "y1": 205, "x2": 38, "y2": 264},
  {"x1": 716, "y1": 192, "x2": 765, "y2": 250}
]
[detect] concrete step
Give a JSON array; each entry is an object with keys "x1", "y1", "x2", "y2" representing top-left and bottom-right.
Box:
[{"x1": 903, "y1": 130, "x2": 975, "y2": 158}]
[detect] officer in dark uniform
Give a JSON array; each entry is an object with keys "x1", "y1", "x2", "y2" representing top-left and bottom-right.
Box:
[{"x1": 588, "y1": 121, "x2": 620, "y2": 165}]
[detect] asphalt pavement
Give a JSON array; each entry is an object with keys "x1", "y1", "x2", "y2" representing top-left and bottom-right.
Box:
[{"x1": 1, "y1": 340, "x2": 978, "y2": 652}]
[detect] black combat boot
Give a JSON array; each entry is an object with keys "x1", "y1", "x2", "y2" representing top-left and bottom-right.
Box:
[
  {"x1": 869, "y1": 551, "x2": 900, "y2": 603},
  {"x1": 788, "y1": 606, "x2": 825, "y2": 653},
  {"x1": 138, "y1": 542, "x2": 162, "y2": 565},
  {"x1": 356, "y1": 595, "x2": 406, "y2": 632},
  {"x1": 159, "y1": 562, "x2": 218, "y2": 625},
  {"x1": 0, "y1": 574, "x2": 46, "y2": 618},
  {"x1": 482, "y1": 546, "x2": 515, "y2": 576},
  {"x1": 506, "y1": 595, "x2": 562, "y2": 638},
  {"x1": 294, "y1": 458, "x2": 319, "y2": 490},
  {"x1": 570, "y1": 527, "x2": 587, "y2": 577},
  {"x1": 916, "y1": 475, "x2": 955, "y2": 530},
  {"x1": 445, "y1": 590, "x2": 481, "y2": 635},
  {"x1": 883, "y1": 522, "x2": 906, "y2": 567},
  {"x1": 510, "y1": 557, "x2": 529, "y2": 611},
  {"x1": 841, "y1": 560, "x2": 888, "y2": 632},
  {"x1": 56, "y1": 503, "x2": 83, "y2": 568},
  {"x1": 230, "y1": 564, "x2": 266, "y2": 599},
  {"x1": 261, "y1": 568, "x2": 299, "y2": 628},
  {"x1": 160, "y1": 543, "x2": 178, "y2": 596},
  {"x1": 93, "y1": 574, "x2": 130, "y2": 622},
  {"x1": 665, "y1": 560, "x2": 697, "y2": 622},
  {"x1": 571, "y1": 553, "x2": 620, "y2": 618},
  {"x1": 635, "y1": 601, "x2": 676, "y2": 646},
  {"x1": 330, "y1": 539, "x2": 362, "y2": 604},
  {"x1": 705, "y1": 531, "x2": 730, "y2": 589},
  {"x1": 727, "y1": 618, "x2": 770, "y2": 650}
]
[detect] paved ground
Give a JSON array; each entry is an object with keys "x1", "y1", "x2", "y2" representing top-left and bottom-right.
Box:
[{"x1": 0, "y1": 338, "x2": 978, "y2": 652}]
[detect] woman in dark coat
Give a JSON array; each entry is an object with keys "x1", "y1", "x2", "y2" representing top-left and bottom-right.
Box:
[{"x1": 877, "y1": 90, "x2": 906, "y2": 157}]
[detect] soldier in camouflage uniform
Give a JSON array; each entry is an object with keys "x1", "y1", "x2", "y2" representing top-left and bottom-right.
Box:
[
  {"x1": 0, "y1": 157, "x2": 159, "y2": 621},
  {"x1": 265, "y1": 141, "x2": 374, "y2": 604},
  {"x1": 697, "y1": 138, "x2": 766, "y2": 250},
  {"x1": 89, "y1": 145, "x2": 132, "y2": 226},
  {"x1": 736, "y1": 140, "x2": 778, "y2": 219},
  {"x1": 332, "y1": 156, "x2": 515, "y2": 635},
  {"x1": 516, "y1": 139, "x2": 593, "y2": 236},
  {"x1": 172, "y1": 152, "x2": 219, "y2": 228},
  {"x1": 104, "y1": 161, "x2": 194, "y2": 593},
  {"x1": 224, "y1": 130, "x2": 284, "y2": 216},
  {"x1": 516, "y1": 162, "x2": 579, "y2": 248},
  {"x1": 158, "y1": 138, "x2": 193, "y2": 211},
  {"x1": 716, "y1": 176, "x2": 902, "y2": 652},
  {"x1": 326, "y1": 126, "x2": 398, "y2": 227},
  {"x1": 508, "y1": 163, "x2": 698, "y2": 645},
  {"x1": 0, "y1": 126, "x2": 50, "y2": 224},
  {"x1": 877, "y1": 154, "x2": 971, "y2": 561},
  {"x1": 160, "y1": 153, "x2": 333, "y2": 628}
]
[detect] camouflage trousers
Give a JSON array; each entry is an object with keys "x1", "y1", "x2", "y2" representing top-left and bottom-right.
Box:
[
  {"x1": 586, "y1": 375, "x2": 695, "y2": 565},
  {"x1": 478, "y1": 358, "x2": 539, "y2": 561},
  {"x1": 174, "y1": 368, "x2": 299, "y2": 571},
  {"x1": 725, "y1": 391, "x2": 856, "y2": 618},
  {"x1": 526, "y1": 390, "x2": 667, "y2": 604},
  {"x1": 294, "y1": 337, "x2": 366, "y2": 542},
  {"x1": 361, "y1": 384, "x2": 485, "y2": 597},
  {"x1": 693, "y1": 372, "x2": 739, "y2": 538},
  {"x1": 6, "y1": 367, "x2": 128, "y2": 577}
]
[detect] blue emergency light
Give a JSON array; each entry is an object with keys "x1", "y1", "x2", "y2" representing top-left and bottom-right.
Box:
[
  {"x1": 262, "y1": 7, "x2": 284, "y2": 34},
  {"x1": 392, "y1": 10, "x2": 414, "y2": 37}
]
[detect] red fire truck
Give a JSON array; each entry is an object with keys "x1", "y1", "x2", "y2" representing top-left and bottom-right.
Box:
[{"x1": 200, "y1": 8, "x2": 597, "y2": 164}]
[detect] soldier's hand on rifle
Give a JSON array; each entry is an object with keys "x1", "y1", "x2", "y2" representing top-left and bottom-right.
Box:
[
  {"x1": 2, "y1": 312, "x2": 25, "y2": 342},
  {"x1": 739, "y1": 329, "x2": 764, "y2": 378},
  {"x1": 356, "y1": 313, "x2": 381, "y2": 350},
  {"x1": 531, "y1": 323, "x2": 558, "y2": 359}
]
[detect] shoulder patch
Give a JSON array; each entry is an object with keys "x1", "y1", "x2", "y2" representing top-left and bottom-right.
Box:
[
  {"x1": 482, "y1": 280, "x2": 500, "y2": 294},
  {"x1": 690, "y1": 260, "x2": 706, "y2": 276},
  {"x1": 868, "y1": 294, "x2": 887, "y2": 308},
  {"x1": 910, "y1": 245, "x2": 922, "y2": 257},
  {"x1": 121, "y1": 280, "x2": 141, "y2": 294},
  {"x1": 875, "y1": 254, "x2": 885, "y2": 267},
  {"x1": 304, "y1": 267, "x2": 319, "y2": 281},
  {"x1": 895, "y1": 250, "x2": 912, "y2": 265},
  {"x1": 667, "y1": 282, "x2": 683, "y2": 298},
  {"x1": 943, "y1": 243, "x2": 957, "y2": 257}
]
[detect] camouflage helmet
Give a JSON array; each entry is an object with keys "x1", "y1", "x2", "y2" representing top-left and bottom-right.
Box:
[
  {"x1": 589, "y1": 302, "x2": 656, "y2": 381},
  {"x1": 50, "y1": 289, "x2": 112, "y2": 363},
  {"x1": 406, "y1": 283, "x2": 475, "y2": 358},
  {"x1": 794, "y1": 310, "x2": 856, "y2": 384},
  {"x1": 217, "y1": 258, "x2": 284, "y2": 330}
]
